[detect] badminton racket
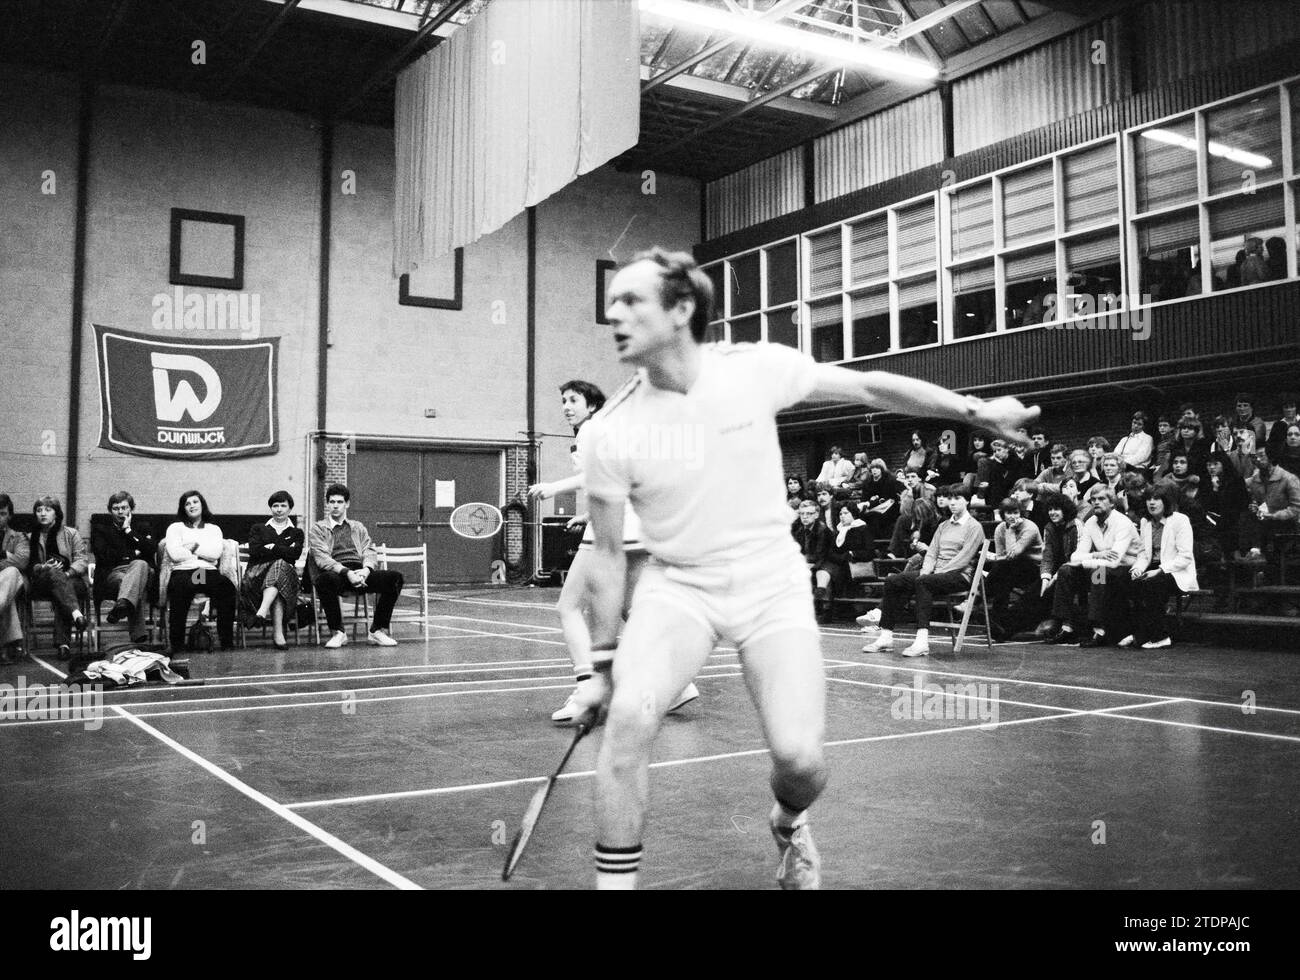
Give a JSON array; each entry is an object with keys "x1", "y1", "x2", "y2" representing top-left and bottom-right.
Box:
[{"x1": 501, "y1": 710, "x2": 596, "y2": 881}]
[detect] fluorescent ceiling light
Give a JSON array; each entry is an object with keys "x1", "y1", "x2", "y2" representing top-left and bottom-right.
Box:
[
  {"x1": 1141, "y1": 128, "x2": 1272, "y2": 170},
  {"x1": 639, "y1": 0, "x2": 938, "y2": 81}
]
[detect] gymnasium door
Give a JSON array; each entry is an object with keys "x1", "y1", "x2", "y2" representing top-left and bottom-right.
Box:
[{"x1": 348, "y1": 446, "x2": 502, "y2": 583}]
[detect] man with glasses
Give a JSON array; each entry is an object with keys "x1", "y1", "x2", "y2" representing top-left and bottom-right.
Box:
[
  {"x1": 1049, "y1": 486, "x2": 1139, "y2": 647},
  {"x1": 91, "y1": 491, "x2": 156, "y2": 645}
]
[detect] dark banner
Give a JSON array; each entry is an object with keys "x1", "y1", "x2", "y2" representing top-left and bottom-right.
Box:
[{"x1": 94, "y1": 325, "x2": 278, "y2": 460}]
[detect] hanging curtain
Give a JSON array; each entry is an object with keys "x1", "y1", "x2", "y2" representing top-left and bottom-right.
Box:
[{"x1": 394, "y1": 0, "x2": 640, "y2": 276}]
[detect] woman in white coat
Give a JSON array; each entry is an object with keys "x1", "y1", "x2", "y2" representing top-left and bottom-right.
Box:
[{"x1": 1121, "y1": 483, "x2": 1198, "y2": 649}]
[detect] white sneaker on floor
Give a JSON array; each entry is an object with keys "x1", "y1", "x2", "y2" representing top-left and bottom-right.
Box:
[
  {"x1": 770, "y1": 809, "x2": 821, "y2": 890},
  {"x1": 368, "y1": 628, "x2": 398, "y2": 647},
  {"x1": 551, "y1": 689, "x2": 585, "y2": 725},
  {"x1": 668, "y1": 682, "x2": 699, "y2": 713},
  {"x1": 856, "y1": 609, "x2": 882, "y2": 630},
  {"x1": 863, "y1": 636, "x2": 893, "y2": 653},
  {"x1": 324, "y1": 630, "x2": 348, "y2": 649},
  {"x1": 1117, "y1": 634, "x2": 1136, "y2": 648},
  {"x1": 1141, "y1": 637, "x2": 1172, "y2": 649},
  {"x1": 901, "y1": 640, "x2": 930, "y2": 657}
]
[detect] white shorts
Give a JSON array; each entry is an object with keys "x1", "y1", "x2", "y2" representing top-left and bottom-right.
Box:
[
  {"x1": 579, "y1": 502, "x2": 645, "y2": 553},
  {"x1": 631, "y1": 538, "x2": 818, "y2": 648}
]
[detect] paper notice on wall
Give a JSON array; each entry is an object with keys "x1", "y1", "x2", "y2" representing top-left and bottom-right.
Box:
[{"x1": 435, "y1": 480, "x2": 456, "y2": 508}]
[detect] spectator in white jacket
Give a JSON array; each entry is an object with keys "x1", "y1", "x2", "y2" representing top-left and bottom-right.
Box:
[
  {"x1": 813, "y1": 446, "x2": 855, "y2": 490},
  {"x1": 164, "y1": 490, "x2": 236, "y2": 651},
  {"x1": 1121, "y1": 483, "x2": 1197, "y2": 650}
]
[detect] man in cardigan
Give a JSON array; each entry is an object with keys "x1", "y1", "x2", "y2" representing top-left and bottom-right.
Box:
[
  {"x1": 0, "y1": 494, "x2": 29, "y2": 662},
  {"x1": 1049, "y1": 485, "x2": 1140, "y2": 647},
  {"x1": 864, "y1": 485, "x2": 986, "y2": 658},
  {"x1": 308, "y1": 484, "x2": 405, "y2": 648},
  {"x1": 91, "y1": 491, "x2": 156, "y2": 645}
]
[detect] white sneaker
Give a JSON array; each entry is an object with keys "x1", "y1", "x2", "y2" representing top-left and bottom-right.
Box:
[
  {"x1": 856, "y1": 609, "x2": 881, "y2": 629},
  {"x1": 901, "y1": 640, "x2": 930, "y2": 658},
  {"x1": 368, "y1": 628, "x2": 398, "y2": 647},
  {"x1": 324, "y1": 630, "x2": 348, "y2": 649},
  {"x1": 863, "y1": 636, "x2": 893, "y2": 653},
  {"x1": 551, "y1": 689, "x2": 585, "y2": 725},
  {"x1": 770, "y1": 810, "x2": 821, "y2": 891},
  {"x1": 1141, "y1": 637, "x2": 1172, "y2": 649},
  {"x1": 668, "y1": 682, "x2": 699, "y2": 713},
  {"x1": 1117, "y1": 634, "x2": 1136, "y2": 648},
  {"x1": 952, "y1": 601, "x2": 968, "y2": 615}
]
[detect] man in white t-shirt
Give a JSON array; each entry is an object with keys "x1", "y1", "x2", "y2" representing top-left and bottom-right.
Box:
[{"x1": 573, "y1": 248, "x2": 1037, "y2": 890}]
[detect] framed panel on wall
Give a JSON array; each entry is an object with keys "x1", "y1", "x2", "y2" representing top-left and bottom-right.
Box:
[
  {"x1": 595, "y1": 258, "x2": 617, "y2": 324},
  {"x1": 170, "y1": 208, "x2": 245, "y2": 290},
  {"x1": 399, "y1": 247, "x2": 464, "y2": 310}
]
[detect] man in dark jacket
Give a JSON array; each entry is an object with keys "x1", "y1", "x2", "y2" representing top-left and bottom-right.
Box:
[{"x1": 91, "y1": 490, "x2": 156, "y2": 644}]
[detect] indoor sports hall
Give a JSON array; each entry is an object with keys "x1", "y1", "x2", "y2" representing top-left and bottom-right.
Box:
[{"x1": 2, "y1": 0, "x2": 1299, "y2": 892}]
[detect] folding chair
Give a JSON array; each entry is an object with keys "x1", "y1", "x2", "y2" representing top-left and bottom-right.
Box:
[
  {"x1": 19, "y1": 575, "x2": 91, "y2": 656},
  {"x1": 929, "y1": 545, "x2": 993, "y2": 655},
  {"x1": 157, "y1": 541, "x2": 241, "y2": 653},
  {"x1": 377, "y1": 543, "x2": 430, "y2": 642},
  {"x1": 307, "y1": 557, "x2": 371, "y2": 644},
  {"x1": 87, "y1": 561, "x2": 158, "y2": 653},
  {"x1": 239, "y1": 544, "x2": 311, "y2": 647}
]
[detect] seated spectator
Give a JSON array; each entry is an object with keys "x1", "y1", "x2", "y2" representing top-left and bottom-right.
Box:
[
  {"x1": 0, "y1": 493, "x2": 28, "y2": 663},
  {"x1": 1272, "y1": 422, "x2": 1300, "y2": 477},
  {"x1": 309, "y1": 483, "x2": 405, "y2": 648},
  {"x1": 1036, "y1": 444, "x2": 1070, "y2": 489},
  {"x1": 792, "y1": 499, "x2": 832, "y2": 579},
  {"x1": 1008, "y1": 441, "x2": 1032, "y2": 484},
  {"x1": 1085, "y1": 436, "x2": 1111, "y2": 479},
  {"x1": 839, "y1": 452, "x2": 873, "y2": 499},
  {"x1": 1010, "y1": 491, "x2": 1079, "y2": 640},
  {"x1": 164, "y1": 490, "x2": 236, "y2": 652},
  {"x1": 91, "y1": 490, "x2": 156, "y2": 645},
  {"x1": 1265, "y1": 237, "x2": 1288, "y2": 280},
  {"x1": 974, "y1": 438, "x2": 1014, "y2": 509},
  {"x1": 1026, "y1": 427, "x2": 1052, "y2": 478},
  {"x1": 1120, "y1": 471, "x2": 1149, "y2": 517},
  {"x1": 814, "y1": 505, "x2": 874, "y2": 623},
  {"x1": 1232, "y1": 393, "x2": 1269, "y2": 447},
  {"x1": 813, "y1": 487, "x2": 838, "y2": 532},
  {"x1": 25, "y1": 496, "x2": 89, "y2": 660},
  {"x1": 1159, "y1": 453, "x2": 1200, "y2": 499},
  {"x1": 785, "y1": 475, "x2": 811, "y2": 511},
  {"x1": 1049, "y1": 486, "x2": 1139, "y2": 647},
  {"x1": 983, "y1": 498, "x2": 1043, "y2": 642},
  {"x1": 813, "y1": 446, "x2": 854, "y2": 490},
  {"x1": 240, "y1": 490, "x2": 305, "y2": 650},
  {"x1": 1062, "y1": 450, "x2": 1099, "y2": 518},
  {"x1": 1265, "y1": 394, "x2": 1298, "y2": 459},
  {"x1": 1152, "y1": 414, "x2": 1178, "y2": 475},
  {"x1": 1208, "y1": 415, "x2": 1256, "y2": 481},
  {"x1": 1121, "y1": 484, "x2": 1198, "y2": 650},
  {"x1": 1201, "y1": 457, "x2": 1248, "y2": 562},
  {"x1": 1239, "y1": 446, "x2": 1300, "y2": 561},
  {"x1": 903, "y1": 431, "x2": 935, "y2": 475},
  {"x1": 1010, "y1": 478, "x2": 1048, "y2": 530},
  {"x1": 1114, "y1": 411, "x2": 1154, "y2": 474},
  {"x1": 1099, "y1": 453, "x2": 1127, "y2": 508},
  {"x1": 863, "y1": 486, "x2": 985, "y2": 658},
  {"x1": 1157, "y1": 416, "x2": 1209, "y2": 479},
  {"x1": 858, "y1": 459, "x2": 902, "y2": 540},
  {"x1": 963, "y1": 432, "x2": 990, "y2": 492},
  {"x1": 932, "y1": 428, "x2": 964, "y2": 486},
  {"x1": 887, "y1": 467, "x2": 938, "y2": 559}
]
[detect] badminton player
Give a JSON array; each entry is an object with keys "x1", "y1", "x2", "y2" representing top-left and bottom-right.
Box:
[
  {"x1": 529, "y1": 380, "x2": 698, "y2": 724},
  {"x1": 572, "y1": 248, "x2": 1038, "y2": 889}
]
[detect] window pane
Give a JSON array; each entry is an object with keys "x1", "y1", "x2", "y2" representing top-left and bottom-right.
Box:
[
  {"x1": 896, "y1": 199, "x2": 937, "y2": 274},
  {"x1": 704, "y1": 264, "x2": 726, "y2": 317},
  {"x1": 1003, "y1": 247, "x2": 1056, "y2": 329},
  {"x1": 808, "y1": 297, "x2": 844, "y2": 363},
  {"x1": 898, "y1": 275, "x2": 938, "y2": 349},
  {"x1": 1205, "y1": 91, "x2": 1282, "y2": 196},
  {"x1": 730, "y1": 252, "x2": 761, "y2": 315},
  {"x1": 1134, "y1": 117, "x2": 1198, "y2": 213},
  {"x1": 951, "y1": 182, "x2": 994, "y2": 260},
  {"x1": 1136, "y1": 208, "x2": 1199, "y2": 301},
  {"x1": 1065, "y1": 232, "x2": 1122, "y2": 309},
  {"x1": 1208, "y1": 189, "x2": 1286, "y2": 291},
  {"x1": 850, "y1": 289, "x2": 890, "y2": 357},
  {"x1": 849, "y1": 216, "x2": 889, "y2": 284},
  {"x1": 729, "y1": 313, "x2": 761, "y2": 344},
  {"x1": 765, "y1": 241, "x2": 798, "y2": 307},
  {"x1": 1063, "y1": 142, "x2": 1119, "y2": 230},
  {"x1": 1002, "y1": 162, "x2": 1055, "y2": 245},
  {"x1": 953, "y1": 262, "x2": 996, "y2": 338},
  {"x1": 767, "y1": 306, "x2": 800, "y2": 348},
  {"x1": 806, "y1": 229, "x2": 842, "y2": 295}
]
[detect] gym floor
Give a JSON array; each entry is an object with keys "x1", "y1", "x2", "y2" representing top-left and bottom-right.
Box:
[{"x1": 2, "y1": 586, "x2": 1296, "y2": 890}]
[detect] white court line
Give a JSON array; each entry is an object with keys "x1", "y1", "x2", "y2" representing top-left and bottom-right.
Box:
[
  {"x1": 286, "y1": 698, "x2": 1183, "y2": 810},
  {"x1": 189, "y1": 655, "x2": 574, "y2": 684},
  {"x1": 823, "y1": 653, "x2": 1300, "y2": 716},
  {"x1": 823, "y1": 674, "x2": 1153, "y2": 715},
  {"x1": 434, "y1": 614, "x2": 563, "y2": 633},
  {"x1": 426, "y1": 622, "x2": 566, "y2": 646},
  {"x1": 111, "y1": 706, "x2": 421, "y2": 890},
  {"x1": 428, "y1": 593, "x2": 561, "y2": 612}
]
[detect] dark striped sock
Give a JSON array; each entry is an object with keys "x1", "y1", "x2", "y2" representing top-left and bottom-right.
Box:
[{"x1": 594, "y1": 842, "x2": 642, "y2": 875}]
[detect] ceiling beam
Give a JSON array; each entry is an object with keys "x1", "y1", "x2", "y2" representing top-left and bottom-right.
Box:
[
  {"x1": 333, "y1": 0, "x2": 475, "y2": 118},
  {"x1": 639, "y1": 64, "x2": 839, "y2": 119},
  {"x1": 256, "y1": 0, "x2": 458, "y2": 34},
  {"x1": 212, "y1": 0, "x2": 303, "y2": 100}
]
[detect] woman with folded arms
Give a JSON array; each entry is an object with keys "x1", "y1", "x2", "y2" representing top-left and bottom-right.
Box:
[
  {"x1": 165, "y1": 490, "x2": 236, "y2": 651},
  {"x1": 240, "y1": 490, "x2": 305, "y2": 650}
]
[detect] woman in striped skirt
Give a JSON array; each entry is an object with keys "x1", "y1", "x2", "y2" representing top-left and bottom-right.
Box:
[{"x1": 241, "y1": 490, "x2": 305, "y2": 650}]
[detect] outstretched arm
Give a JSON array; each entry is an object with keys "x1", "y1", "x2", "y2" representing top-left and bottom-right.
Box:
[
  {"x1": 806, "y1": 365, "x2": 1040, "y2": 445},
  {"x1": 527, "y1": 472, "x2": 585, "y2": 499}
]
